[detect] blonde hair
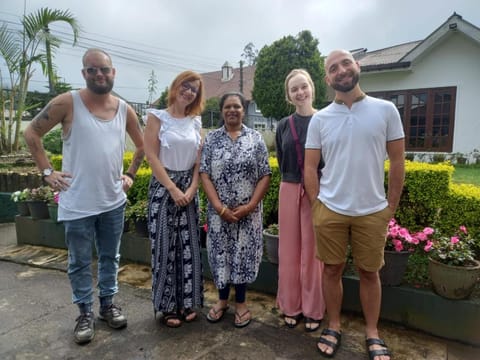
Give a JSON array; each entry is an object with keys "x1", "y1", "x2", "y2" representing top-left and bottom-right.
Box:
[
  {"x1": 284, "y1": 69, "x2": 315, "y2": 104},
  {"x1": 167, "y1": 70, "x2": 205, "y2": 116}
]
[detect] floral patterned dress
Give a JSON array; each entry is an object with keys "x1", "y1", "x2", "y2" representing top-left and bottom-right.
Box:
[{"x1": 200, "y1": 125, "x2": 271, "y2": 289}]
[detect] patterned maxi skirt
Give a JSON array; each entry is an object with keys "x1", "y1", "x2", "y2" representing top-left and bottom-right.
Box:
[{"x1": 147, "y1": 169, "x2": 203, "y2": 314}]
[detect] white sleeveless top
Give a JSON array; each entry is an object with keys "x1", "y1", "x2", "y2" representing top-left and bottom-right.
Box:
[
  {"x1": 58, "y1": 90, "x2": 127, "y2": 221},
  {"x1": 146, "y1": 109, "x2": 201, "y2": 171}
]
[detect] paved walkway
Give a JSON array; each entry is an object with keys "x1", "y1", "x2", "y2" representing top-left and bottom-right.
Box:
[{"x1": 0, "y1": 223, "x2": 479, "y2": 359}]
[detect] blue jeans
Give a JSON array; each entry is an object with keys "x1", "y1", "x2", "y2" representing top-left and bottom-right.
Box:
[{"x1": 64, "y1": 203, "x2": 125, "y2": 305}]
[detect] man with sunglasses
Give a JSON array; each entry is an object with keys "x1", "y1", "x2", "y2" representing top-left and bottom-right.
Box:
[{"x1": 24, "y1": 48, "x2": 144, "y2": 345}]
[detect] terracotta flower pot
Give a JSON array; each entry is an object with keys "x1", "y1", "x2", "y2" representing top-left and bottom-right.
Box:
[{"x1": 429, "y1": 257, "x2": 480, "y2": 300}]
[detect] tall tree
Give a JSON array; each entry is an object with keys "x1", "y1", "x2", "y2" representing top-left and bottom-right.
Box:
[
  {"x1": 252, "y1": 30, "x2": 326, "y2": 120},
  {"x1": 201, "y1": 97, "x2": 220, "y2": 128},
  {"x1": 241, "y1": 42, "x2": 259, "y2": 66},
  {"x1": 0, "y1": 7, "x2": 79, "y2": 153},
  {"x1": 156, "y1": 86, "x2": 168, "y2": 109},
  {"x1": 23, "y1": 8, "x2": 80, "y2": 95}
]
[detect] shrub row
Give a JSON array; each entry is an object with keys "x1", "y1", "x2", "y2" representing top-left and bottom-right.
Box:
[{"x1": 51, "y1": 153, "x2": 479, "y2": 241}]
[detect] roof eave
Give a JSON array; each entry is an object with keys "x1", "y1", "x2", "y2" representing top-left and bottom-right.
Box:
[{"x1": 360, "y1": 61, "x2": 412, "y2": 73}]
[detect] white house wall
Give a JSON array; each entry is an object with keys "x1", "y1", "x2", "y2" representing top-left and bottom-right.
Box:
[{"x1": 360, "y1": 32, "x2": 480, "y2": 154}]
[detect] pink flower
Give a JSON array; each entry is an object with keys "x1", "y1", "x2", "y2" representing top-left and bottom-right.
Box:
[
  {"x1": 459, "y1": 225, "x2": 467, "y2": 235},
  {"x1": 424, "y1": 240, "x2": 433, "y2": 252},
  {"x1": 415, "y1": 232, "x2": 427, "y2": 241},
  {"x1": 423, "y1": 227, "x2": 434, "y2": 235},
  {"x1": 450, "y1": 236, "x2": 459, "y2": 244}
]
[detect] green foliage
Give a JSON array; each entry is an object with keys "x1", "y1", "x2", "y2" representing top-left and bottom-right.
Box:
[
  {"x1": 262, "y1": 157, "x2": 280, "y2": 227},
  {"x1": 126, "y1": 168, "x2": 151, "y2": 205},
  {"x1": 252, "y1": 30, "x2": 326, "y2": 119},
  {"x1": 10, "y1": 188, "x2": 31, "y2": 202},
  {"x1": 0, "y1": 7, "x2": 79, "y2": 153},
  {"x1": 43, "y1": 128, "x2": 63, "y2": 154},
  {"x1": 50, "y1": 154, "x2": 62, "y2": 170},
  {"x1": 156, "y1": 87, "x2": 168, "y2": 109},
  {"x1": 125, "y1": 198, "x2": 148, "y2": 222},
  {"x1": 201, "y1": 97, "x2": 220, "y2": 128},
  {"x1": 28, "y1": 185, "x2": 54, "y2": 202}
]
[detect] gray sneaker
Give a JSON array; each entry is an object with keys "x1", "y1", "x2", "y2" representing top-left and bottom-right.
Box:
[
  {"x1": 98, "y1": 304, "x2": 127, "y2": 329},
  {"x1": 74, "y1": 312, "x2": 95, "y2": 344}
]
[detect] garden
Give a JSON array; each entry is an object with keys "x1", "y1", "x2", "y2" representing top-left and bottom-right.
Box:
[{"x1": 2, "y1": 149, "x2": 480, "y2": 344}]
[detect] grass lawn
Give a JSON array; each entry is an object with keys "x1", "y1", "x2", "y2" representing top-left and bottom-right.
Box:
[{"x1": 451, "y1": 165, "x2": 480, "y2": 186}]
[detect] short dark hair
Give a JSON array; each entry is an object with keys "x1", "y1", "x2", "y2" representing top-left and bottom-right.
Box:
[{"x1": 219, "y1": 92, "x2": 247, "y2": 112}]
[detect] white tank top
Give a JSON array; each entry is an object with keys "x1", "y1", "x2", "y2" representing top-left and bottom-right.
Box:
[{"x1": 58, "y1": 90, "x2": 127, "y2": 221}]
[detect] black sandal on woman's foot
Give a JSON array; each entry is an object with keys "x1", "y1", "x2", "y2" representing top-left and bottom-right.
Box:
[
  {"x1": 284, "y1": 313, "x2": 303, "y2": 328},
  {"x1": 304, "y1": 317, "x2": 321, "y2": 332},
  {"x1": 317, "y1": 328, "x2": 342, "y2": 358},
  {"x1": 366, "y1": 338, "x2": 391, "y2": 360},
  {"x1": 162, "y1": 312, "x2": 182, "y2": 328},
  {"x1": 181, "y1": 308, "x2": 197, "y2": 323}
]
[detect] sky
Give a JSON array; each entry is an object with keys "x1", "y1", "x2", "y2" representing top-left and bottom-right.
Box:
[{"x1": 0, "y1": 0, "x2": 479, "y2": 103}]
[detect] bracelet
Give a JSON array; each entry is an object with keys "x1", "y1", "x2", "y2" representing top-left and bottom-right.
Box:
[
  {"x1": 125, "y1": 172, "x2": 135, "y2": 181},
  {"x1": 219, "y1": 206, "x2": 226, "y2": 216}
]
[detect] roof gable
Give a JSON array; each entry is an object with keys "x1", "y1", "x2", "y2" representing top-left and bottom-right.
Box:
[
  {"x1": 201, "y1": 64, "x2": 255, "y2": 101},
  {"x1": 356, "y1": 13, "x2": 480, "y2": 73},
  {"x1": 401, "y1": 13, "x2": 480, "y2": 62}
]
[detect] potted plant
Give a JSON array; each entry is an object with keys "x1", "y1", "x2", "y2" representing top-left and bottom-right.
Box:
[
  {"x1": 424, "y1": 225, "x2": 480, "y2": 299},
  {"x1": 125, "y1": 199, "x2": 148, "y2": 237},
  {"x1": 10, "y1": 188, "x2": 32, "y2": 216},
  {"x1": 26, "y1": 186, "x2": 53, "y2": 219},
  {"x1": 47, "y1": 191, "x2": 60, "y2": 223},
  {"x1": 381, "y1": 219, "x2": 421, "y2": 286},
  {"x1": 263, "y1": 223, "x2": 279, "y2": 264}
]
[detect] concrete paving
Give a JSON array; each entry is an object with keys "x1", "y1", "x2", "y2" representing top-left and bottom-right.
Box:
[{"x1": 1, "y1": 222, "x2": 479, "y2": 360}]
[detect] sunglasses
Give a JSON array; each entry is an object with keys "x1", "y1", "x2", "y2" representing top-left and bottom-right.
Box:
[
  {"x1": 84, "y1": 67, "x2": 112, "y2": 75},
  {"x1": 181, "y1": 82, "x2": 199, "y2": 94}
]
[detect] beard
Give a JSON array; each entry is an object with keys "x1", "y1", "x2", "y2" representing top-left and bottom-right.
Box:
[
  {"x1": 331, "y1": 72, "x2": 360, "y2": 93},
  {"x1": 86, "y1": 77, "x2": 114, "y2": 94}
]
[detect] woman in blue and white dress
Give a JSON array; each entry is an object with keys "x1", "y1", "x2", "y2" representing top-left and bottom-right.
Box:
[
  {"x1": 200, "y1": 92, "x2": 271, "y2": 328},
  {"x1": 144, "y1": 71, "x2": 204, "y2": 328}
]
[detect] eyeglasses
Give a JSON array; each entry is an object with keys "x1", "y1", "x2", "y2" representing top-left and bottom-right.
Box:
[
  {"x1": 181, "y1": 82, "x2": 199, "y2": 94},
  {"x1": 84, "y1": 67, "x2": 112, "y2": 75}
]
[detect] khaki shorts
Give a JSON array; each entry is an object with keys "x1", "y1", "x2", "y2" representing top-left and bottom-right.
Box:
[{"x1": 312, "y1": 200, "x2": 392, "y2": 272}]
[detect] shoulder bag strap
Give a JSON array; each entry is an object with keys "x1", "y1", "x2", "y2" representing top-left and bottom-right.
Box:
[{"x1": 288, "y1": 115, "x2": 304, "y2": 182}]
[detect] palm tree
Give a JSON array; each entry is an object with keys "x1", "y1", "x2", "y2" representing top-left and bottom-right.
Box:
[
  {"x1": 22, "y1": 8, "x2": 80, "y2": 95},
  {"x1": 0, "y1": 7, "x2": 80, "y2": 153}
]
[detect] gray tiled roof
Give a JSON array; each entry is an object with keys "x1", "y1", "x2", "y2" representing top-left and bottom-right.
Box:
[{"x1": 356, "y1": 41, "x2": 421, "y2": 66}]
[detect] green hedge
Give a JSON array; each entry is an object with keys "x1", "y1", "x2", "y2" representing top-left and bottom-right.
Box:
[{"x1": 48, "y1": 153, "x2": 480, "y2": 237}]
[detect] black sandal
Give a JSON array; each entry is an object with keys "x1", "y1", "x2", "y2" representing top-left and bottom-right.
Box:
[
  {"x1": 162, "y1": 312, "x2": 182, "y2": 328},
  {"x1": 304, "y1": 317, "x2": 321, "y2": 332},
  {"x1": 317, "y1": 328, "x2": 342, "y2": 358},
  {"x1": 366, "y1": 338, "x2": 391, "y2": 360},
  {"x1": 284, "y1": 313, "x2": 303, "y2": 328}
]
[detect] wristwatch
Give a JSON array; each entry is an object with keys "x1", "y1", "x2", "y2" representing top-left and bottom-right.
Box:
[{"x1": 42, "y1": 168, "x2": 54, "y2": 178}]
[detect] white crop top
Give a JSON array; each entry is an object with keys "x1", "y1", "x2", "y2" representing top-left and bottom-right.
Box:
[{"x1": 146, "y1": 109, "x2": 201, "y2": 171}]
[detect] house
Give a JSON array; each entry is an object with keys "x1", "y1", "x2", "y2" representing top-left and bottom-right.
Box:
[
  {"x1": 200, "y1": 62, "x2": 275, "y2": 130},
  {"x1": 351, "y1": 12, "x2": 480, "y2": 162}
]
